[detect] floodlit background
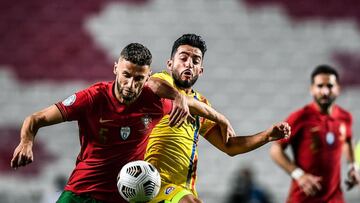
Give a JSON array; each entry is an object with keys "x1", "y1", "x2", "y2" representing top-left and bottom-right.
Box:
[{"x1": 1, "y1": 0, "x2": 360, "y2": 202}]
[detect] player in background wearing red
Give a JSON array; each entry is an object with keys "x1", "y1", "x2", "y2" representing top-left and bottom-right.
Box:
[
  {"x1": 270, "y1": 65, "x2": 360, "y2": 203},
  {"x1": 10, "y1": 43, "x2": 234, "y2": 203}
]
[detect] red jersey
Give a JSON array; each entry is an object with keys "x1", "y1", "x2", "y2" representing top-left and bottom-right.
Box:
[
  {"x1": 55, "y1": 81, "x2": 172, "y2": 203},
  {"x1": 279, "y1": 102, "x2": 352, "y2": 203}
]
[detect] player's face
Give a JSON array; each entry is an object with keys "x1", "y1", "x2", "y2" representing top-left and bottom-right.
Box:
[
  {"x1": 114, "y1": 58, "x2": 151, "y2": 104},
  {"x1": 167, "y1": 45, "x2": 204, "y2": 89},
  {"x1": 311, "y1": 73, "x2": 339, "y2": 110}
]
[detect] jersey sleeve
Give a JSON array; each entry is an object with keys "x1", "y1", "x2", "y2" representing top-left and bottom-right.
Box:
[
  {"x1": 55, "y1": 88, "x2": 94, "y2": 121},
  {"x1": 161, "y1": 98, "x2": 173, "y2": 115},
  {"x1": 151, "y1": 71, "x2": 174, "y2": 86},
  {"x1": 345, "y1": 113, "x2": 353, "y2": 140},
  {"x1": 198, "y1": 96, "x2": 217, "y2": 137}
]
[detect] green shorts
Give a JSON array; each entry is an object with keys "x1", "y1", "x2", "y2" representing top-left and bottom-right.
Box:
[{"x1": 57, "y1": 191, "x2": 103, "y2": 203}]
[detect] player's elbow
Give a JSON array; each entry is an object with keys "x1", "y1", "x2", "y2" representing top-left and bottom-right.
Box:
[
  {"x1": 225, "y1": 151, "x2": 237, "y2": 157},
  {"x1": 269, "y1": 143, "x2": 281, "y2": 160},
  {"x1": 222, "y1": 146, "x2": 243, "y2": 157}
]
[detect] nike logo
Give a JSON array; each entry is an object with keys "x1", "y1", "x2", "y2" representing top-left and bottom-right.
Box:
[
  {"x1": 310, "y1": 126, "x2": 320, "y2": 132},
  {"x1": 99, "y1": 118, "x2": 115, "y2": 123}
]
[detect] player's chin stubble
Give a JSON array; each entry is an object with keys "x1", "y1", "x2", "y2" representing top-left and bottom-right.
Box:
[{"x1": 173, "y1": 73, "x2": 198, "y2": 89}]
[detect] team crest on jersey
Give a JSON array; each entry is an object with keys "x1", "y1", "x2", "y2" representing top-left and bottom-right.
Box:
[
  {"x1": 141, "y1": 115, "x2": 152, "y2": 129},
  {"x1": 326, "y1": 131, "x2": 335, "y2": 145},
  {"x1": 165, "y1": 186, "x2": 175, "y2": 195},
  {"x1": 120, "y1": 127, "x2": 131, "y2": 140},
  {"x1": 62, "y1": 94, "x2": 76, "y2": 106}
]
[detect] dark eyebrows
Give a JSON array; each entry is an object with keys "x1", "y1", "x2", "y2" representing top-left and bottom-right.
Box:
[
  {"x1": 122, "y1": 70, "x2": 130, "y2": 75},
  {"x1": 178, "y1": 51, "x2": 202, "y2": 59}
]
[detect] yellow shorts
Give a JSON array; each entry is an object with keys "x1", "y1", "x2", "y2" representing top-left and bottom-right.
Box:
[{"x1": 149, "y1": 183, "x2": 193, "y2": 203}]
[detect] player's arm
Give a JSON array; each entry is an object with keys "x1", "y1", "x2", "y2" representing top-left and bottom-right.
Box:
[
  {"x1": 11, "y1": 105, "x2": 64, "y2": 169},
  {"x1": 186, "y1": 97, "x2": 236, "y2": 143},
  {"x1": 270, "y1": 142, "x2": 298, "y2": 174},
  {"x1": 270, "y1": 142, "x2": 322, "y2": 196},
  {"x1": 204, "y1": 122, "x2": 290, "y2": 156},
  {"x1": 343, "y1": 138, "x2": 360, "y2": 190},
  {"x1": 147, "y1": 77, "x2": 193, "y2": 127}
]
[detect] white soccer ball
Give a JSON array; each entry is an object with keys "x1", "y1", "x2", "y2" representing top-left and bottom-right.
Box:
[{"x1": 117, "y1": 160, "x2": 161, "y2": 202}]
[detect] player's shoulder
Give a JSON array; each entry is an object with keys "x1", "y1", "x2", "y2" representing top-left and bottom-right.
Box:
[
  {"x1": 139, "y1": 85, "x2": 163, "y2": 104},
  {"x1": 84, "y1": 81, "x2": 113, "y2": 100},
  {"x1": 334, "y1": 105, "x2": 352, "y2": 121},
  {"x1": 141, "y1": 85, "x2": 157, "y2": 97},
  {"x1": 87, "y1": 81, "x2": 112, "y2": 92},
  {"x1": 152, "y1": 71, "x2": 172, "y2": 80},
  {"x1": 287, "y1": 104, "x2": 312, "y2": 121},
  {"x1": 193, "y1": 90, "x2": 209, "y2": 104},
  {"x1": 89, "y1": 81, "x2": 112, "y2": 88}
]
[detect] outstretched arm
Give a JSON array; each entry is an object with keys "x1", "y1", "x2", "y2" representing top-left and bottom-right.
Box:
[
  {"x1": 11, "y1": 105, "x2": 64, "y2": 169},
  {"x1": 186, "y1": 96, "x2": 236, "y2": 143},
  {"x1": 147, "y1": 77, "x2": 193, "y2": 127},
  {"x1": 270, "y1": 142, "x2": 322, "y2": 196},
  {"x1": 205, "y1": 122, "x2": 290, "y2": 156}
]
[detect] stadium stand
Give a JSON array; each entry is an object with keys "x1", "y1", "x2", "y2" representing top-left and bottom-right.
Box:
[{"x1": 0, "y1": 0, "x2": 359, "y2": 202}]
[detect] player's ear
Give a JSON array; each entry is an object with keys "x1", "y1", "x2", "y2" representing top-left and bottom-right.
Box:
[
  {"x1": 198, "y1": 66, "x2": 204, "y2": 76},
  {"x1": 113, "y1": 62, "x2": 117, "y2": 75},
  {"x1": 145, "y1": 70, "x2": 152, "y2": 82},
  {"x1": 166, "y1": 59, "x2": 173, "y2": 71},
  {"x1": 309, "y1": 84, "x2": 315, "y2": 96},
  {"x1": 335, "y1": 83, "x2": 341, "y2": 95}
]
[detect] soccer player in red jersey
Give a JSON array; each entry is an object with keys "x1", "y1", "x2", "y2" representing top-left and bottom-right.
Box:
[
  {"x1": 10, "y1": 43, "x2": 234, "y2": 203},
  {"x1": 270, "y1": 65, "x2": 360, "y2": 203}
]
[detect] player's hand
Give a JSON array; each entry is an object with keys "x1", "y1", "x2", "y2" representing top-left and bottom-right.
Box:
[
  {"x1": 218, "y1": 117, "x2": 236, "y2": 143},
  {"x1": 169, "y1": 94, "x2": 195, "y2": 127},
  {"x1": 296, "y1": 173, "x2": 322, "y2": 196},
  {"x1": 345, "y1": 164, "x2": 360, "y2": 191},
  {"x1": 10, "y1": 141, "x2": 34, "y2": 169},
  {"x1": 266, "y1": 122, "x2": 291, "y2": 142}
]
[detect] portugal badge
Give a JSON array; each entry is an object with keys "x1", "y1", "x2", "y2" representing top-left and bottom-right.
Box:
[{"x1": 120, "y1": 127, "x2": 131, "y2": 140}]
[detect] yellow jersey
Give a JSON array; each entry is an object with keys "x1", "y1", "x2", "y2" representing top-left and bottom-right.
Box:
[{"x1": 145, "y1": 71, "x2": 216, "y2": 196}]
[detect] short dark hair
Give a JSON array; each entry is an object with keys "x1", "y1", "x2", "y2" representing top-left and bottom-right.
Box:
[
  {"x1": 120, "y1": 43, "x2": 152, "y2": 66},
  {"x1": 311, "y1": 64, "x2": 339, "y2": 83},
  {"x1": 171, "y1": 34, "x2": 207, "y2": 58}
]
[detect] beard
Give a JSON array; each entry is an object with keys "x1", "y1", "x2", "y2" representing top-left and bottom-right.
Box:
[
  {"x1": 121, "y1": 90, "x2": 137, "y2": 103},
  {"x1": 314, "y1": 96, "x2": 336, "y2": 111},
  {"x1": 116, "y1": 82, "x2": 141, "y2": 104},
  {"x1": 172, "y1": 72, "x2": 199, "y2": 89}
]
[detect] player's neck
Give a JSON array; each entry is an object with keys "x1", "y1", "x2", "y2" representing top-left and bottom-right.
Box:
[
  {"x1": 315, "y1": 102, "x2": 334, "y2": 115},
  {"x1": 175, "y1": 85, "x2": 192, "y2": 95},
  {"x1": 182, "y1": 87, "x2": 192, "y2": 94}
]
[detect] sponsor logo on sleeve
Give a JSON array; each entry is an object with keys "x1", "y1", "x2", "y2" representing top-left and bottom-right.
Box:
[{"x1": 62, "y1": 94, "x2": 76, "y2": 106}]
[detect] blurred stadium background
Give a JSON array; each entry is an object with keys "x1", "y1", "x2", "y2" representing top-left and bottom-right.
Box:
[{"x1": 1, "y1": 0, "x2": 360, "y2": 202}]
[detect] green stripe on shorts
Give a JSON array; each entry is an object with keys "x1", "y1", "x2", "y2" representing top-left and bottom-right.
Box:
[{"x1": 56, "y1": 191, "x2": 103, "y2": 203}]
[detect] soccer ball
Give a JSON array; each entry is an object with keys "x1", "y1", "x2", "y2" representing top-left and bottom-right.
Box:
[{"x1": 117, "y1": 160, "x2": 161, "y2": 202}]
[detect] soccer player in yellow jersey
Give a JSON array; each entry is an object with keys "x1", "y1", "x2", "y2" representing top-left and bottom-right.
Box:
[{"x1": 145, "y1": 34, "x2": 291, "y2": 203}]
